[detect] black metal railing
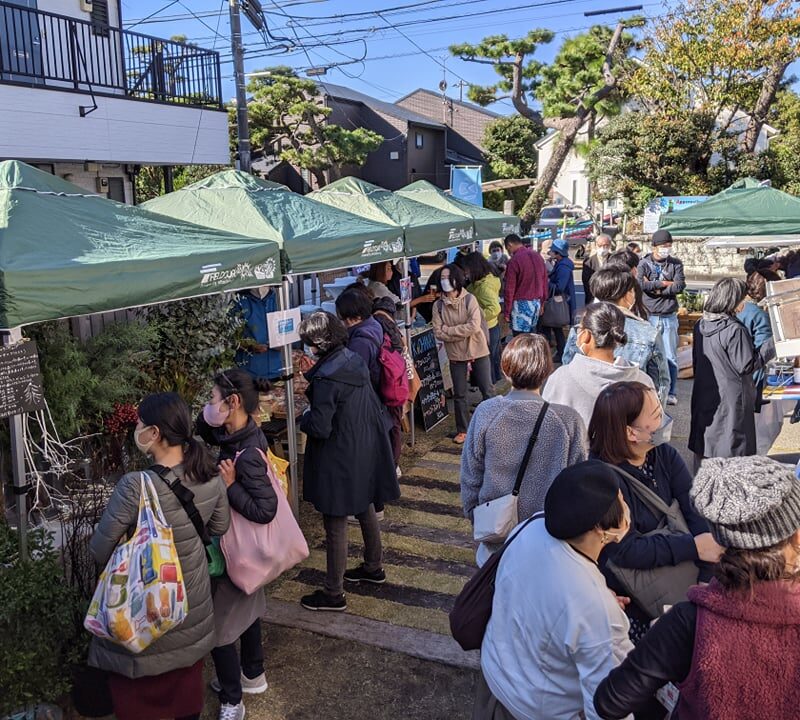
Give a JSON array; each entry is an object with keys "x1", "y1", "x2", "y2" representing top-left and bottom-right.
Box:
[{"x1": 0, "y1": 1, "x2": 222, "y2": 108}]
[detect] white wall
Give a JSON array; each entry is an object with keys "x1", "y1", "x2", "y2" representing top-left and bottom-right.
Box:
[
  {"x1": 45, "y1": 161, "x2": 132, "y2": 202},
  {"x1": 536, "y1": 125, "x2": 593, "y2": 209},
  {"x1": 39, "y1": 0, "x2": 121, "y2": 27},
  {"x1": 0, "y1": 84, "x2": 229, "y2": 165}
]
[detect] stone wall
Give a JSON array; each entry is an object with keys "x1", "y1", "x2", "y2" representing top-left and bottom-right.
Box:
[{"x1": 627, "y1": 235, "x2": 744, "y2": 280}]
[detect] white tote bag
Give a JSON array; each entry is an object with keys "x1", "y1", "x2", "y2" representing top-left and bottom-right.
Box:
[{"x1": 472, "y1": 403, "x2": 549, "y2": 544}]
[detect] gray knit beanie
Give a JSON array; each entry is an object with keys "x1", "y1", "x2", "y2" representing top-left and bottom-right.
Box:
[{"x1": 691, "y1": 456, "x2": 800, "y2": 549}]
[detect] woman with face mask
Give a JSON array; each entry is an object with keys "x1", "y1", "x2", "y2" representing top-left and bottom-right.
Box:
[
  {"x1": 195, "y1": 369, "x2": 278, "y2": 720},
  {"x1": 542, "y1": 302, "x2": 655, "y2": 431},
  {"x1": 89, "y1": 393, "x2": 230, "y2": 720},
  {"x1": 476, "y1": 461, "x2": 633, "y2": 720},
  {"x1": 560, "y1": 268, "x2": 670, "y2": 405},
  {"x1": 589, "y1": 382, "x2": 722, "y2": 644},
  {"x1": 432, "y1": 263, "x2": 493, "y2": 444},
  {"x1": 595, "y1": 456, "x2": 800, "y2": 720}
]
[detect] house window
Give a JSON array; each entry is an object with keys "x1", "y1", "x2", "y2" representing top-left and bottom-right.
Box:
[
  {"x1": 92, "y1": 0, "x2": 111, "y2": 37},
  {"x1": 415, "y1": 132, "x2": 424, "y2": 149}
]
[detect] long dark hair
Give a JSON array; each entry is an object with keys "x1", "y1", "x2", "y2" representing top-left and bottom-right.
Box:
[
  {"x1": 214, "y1": 367, "x2": 271, "y2": 414},
  {"x1": 139, "y1": 392, "x2": 217, "y2": 484},
  {"x1": 462, "y1": 251, "x2": 498, "y2": 283}
]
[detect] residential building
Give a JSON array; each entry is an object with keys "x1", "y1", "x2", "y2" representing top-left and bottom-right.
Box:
[
  {"x1": 318, "y1": 82, "x2": 449, "y2": 190},
  {"x1": 395, "y1": 88, "x2": 502, "y2": 166},
  {"x1": 535, "y1": 110, "x2": 779, "y2": 212},
  {"x1": 0, "y1": 0, "x2": 229, "y2": 203}
]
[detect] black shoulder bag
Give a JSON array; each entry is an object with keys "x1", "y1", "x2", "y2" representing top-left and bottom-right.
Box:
[{"x1": 149, "y1": 465, "x2": 225, "y2": 577}]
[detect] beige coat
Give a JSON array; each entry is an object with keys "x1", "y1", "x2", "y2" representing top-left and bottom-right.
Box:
[{"x1": 432, "y1": 290, "x2": 490, "y2": 362}]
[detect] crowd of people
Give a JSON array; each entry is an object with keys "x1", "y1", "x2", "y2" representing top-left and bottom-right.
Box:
[{"x1": 83, "y1": 229, "x2": 799, "y2": 720}]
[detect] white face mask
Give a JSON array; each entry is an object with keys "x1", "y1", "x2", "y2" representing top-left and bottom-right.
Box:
[
  {"x1": 134, "y1": 425, "x2": 156, "y2": 455},
  {"x1": 657, "y1": 247, "x2": 671, "y2": 259},
  {"x1": 491, "y1": 251, "x2": 502, "y2": 261},
  {"x1": 440, "y1": 278, "x2": 454, "y2": 293},
  {"x1": 598, "y1": 247, "x2": 611, "y2": 257}
]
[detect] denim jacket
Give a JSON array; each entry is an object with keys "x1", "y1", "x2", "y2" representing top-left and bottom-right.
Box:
[{"x1": 562, "y1": 309, "x2": 670, "y2": 405}]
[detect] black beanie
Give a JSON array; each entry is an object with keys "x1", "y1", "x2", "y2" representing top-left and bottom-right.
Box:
[
  {"x1": 651, "y1": 229, "x2": 673, "y2": 246},
  {"x1": 545, "y1": 461, "x2": 621, "y2": 540}
]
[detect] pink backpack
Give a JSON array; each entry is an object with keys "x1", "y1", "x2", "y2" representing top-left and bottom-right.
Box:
[{"x1": 374, "y1": 333, "x2": 410, "y2": 407}]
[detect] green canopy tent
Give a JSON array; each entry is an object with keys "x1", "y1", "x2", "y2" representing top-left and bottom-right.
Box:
[
  {"x1": 397, "y1": 179, "x2": 520, "y2": 241},
  {"x1": 142, "y1": 170, "x2": 405, "y2": 274},
  {"x1": 0, "y1": 161, "x2": 282, "y2": 330},
  {"x1": 0, "y1": 160, "x2": 283, "y2": 556},
  {"x1": 309, "y1": 176, "x2": 475, "y2": 257},
  {"x1": 659, "y1": 178, "x2": 800, "y2": 247}
]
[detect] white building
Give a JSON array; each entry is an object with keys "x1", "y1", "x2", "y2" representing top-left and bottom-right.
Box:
[
  {"x1": 534, "y1": 110, "x2": 779, "y2": 212},
  {"x1": 0, "y1": 0, "x2": 229, "y2": 203}
]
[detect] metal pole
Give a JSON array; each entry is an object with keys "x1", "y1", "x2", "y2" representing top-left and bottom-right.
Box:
[
  {"x1": 402, "y1": 258, "x2": 416, "y2": 448},
  {"x1": 3, "y1": 332, "x2": 28, "y2": 561},
  {"x1": 279, "y1": 278, "x2": 299, "y2": 516},
  {"x1": 229, "y1": 0, "x2": 251, "y2": 173}
]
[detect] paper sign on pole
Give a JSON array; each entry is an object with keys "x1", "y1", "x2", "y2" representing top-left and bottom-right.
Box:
[{"x1": 267, "y1": 308, "x2": 301, "y2": 347}]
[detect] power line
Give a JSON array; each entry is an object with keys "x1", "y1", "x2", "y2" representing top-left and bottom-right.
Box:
[
  {"x1": 125, "y1": 0, "x2": 182, "y2": 30},
  {"x1": 176, "y1": 0, "x2": 229, "y2": 43}
]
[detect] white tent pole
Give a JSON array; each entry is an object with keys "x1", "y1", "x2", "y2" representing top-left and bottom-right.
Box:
[
  {"x1": 278, "y1": 278, "x2": 300, "y2": 517},
  {"x1": 402, "y1": 258, "x2": 416, "y2": 449}
]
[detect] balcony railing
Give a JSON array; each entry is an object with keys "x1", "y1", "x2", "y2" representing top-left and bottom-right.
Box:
[{"x1": 0, "y1": 1, "x2": 223, "y2": 109}]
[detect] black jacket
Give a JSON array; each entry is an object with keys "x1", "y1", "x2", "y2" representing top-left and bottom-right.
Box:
[
  {"x1": 637, "y1": 255, "x2": 686, "y2": 316},
  {"x1": 594, "y1": 602, "x2": 696, "y2": 719},
  {"x1": 596, "y1": 445, "x2": 711, "y2": 622},
  {"x1": 196, "y1": 415, "x2": 277, "y2": 524},
  {"x1": 689, "y1": 314, "x2": 772, "y2": 458},
  {"x1": 581, "y1": 253, "x2": 605, "y2": 305},
  {"x1": 300, "y1": 345, "x2": 398, "y2": 516}
]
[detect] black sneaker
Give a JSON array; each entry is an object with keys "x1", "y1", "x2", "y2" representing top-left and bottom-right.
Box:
[
  {"x1": 344, "y1": 564, "x2": 386, "y2": 585},
  {"x1": 300, "y1": 589, "x2": 347, "y2": 612}
]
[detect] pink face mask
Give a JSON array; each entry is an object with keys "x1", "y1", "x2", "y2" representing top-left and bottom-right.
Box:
[{"x1": 203, "y1": 399, "x2": 230, "y2": 427}]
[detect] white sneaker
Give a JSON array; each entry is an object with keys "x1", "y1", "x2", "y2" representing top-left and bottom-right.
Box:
[
  {"x1": 375, "y1": 510, "x2": 385, "y2": 521},
  {"x1": 396, "y1": 465, "x2": 402, "y2": 479},
  {"x1": 210, "y1": 673, "x2": 268, "y2": 695},
  {"x1": 667, "y1": 394, "x2": 678, "y2": 406},
  {"x1": 219, "y1": 702, "x2": 245, "y2": 720}
]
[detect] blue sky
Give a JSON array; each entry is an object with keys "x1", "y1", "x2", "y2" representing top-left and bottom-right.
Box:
[{"x1": 121, "y1": 0, "x2": 668, "y2": 113}]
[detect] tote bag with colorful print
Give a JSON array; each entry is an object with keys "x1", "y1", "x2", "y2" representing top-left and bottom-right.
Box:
[{"x1": 84, "y1": 473, "x2": 188, "y2": 653}]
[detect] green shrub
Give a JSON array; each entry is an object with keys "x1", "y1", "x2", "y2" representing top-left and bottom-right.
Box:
[{"x1": 0, "y1": 522, "x2": 82, "y2": 714}]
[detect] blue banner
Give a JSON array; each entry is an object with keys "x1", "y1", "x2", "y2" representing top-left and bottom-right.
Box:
[
  {"x1": 448, "y1": 166, "x2": 482, "y2": 262},
  {"x1": 450, "y1": 166, "x2": 483, "y2": 207}
]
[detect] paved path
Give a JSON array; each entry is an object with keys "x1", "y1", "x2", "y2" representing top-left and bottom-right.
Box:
[{"x1": 265, "y1": 441, "x2": 478, "y2": 670}]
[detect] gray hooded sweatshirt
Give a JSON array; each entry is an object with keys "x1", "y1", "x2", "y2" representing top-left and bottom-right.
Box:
[{"x1": 542, "y1": 353, "x2": 655, "y2": 431}]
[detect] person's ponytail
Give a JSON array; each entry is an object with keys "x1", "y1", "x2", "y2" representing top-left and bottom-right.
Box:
[{"x1": 184, "y1": 435, "x2": 218, "y2": 484}]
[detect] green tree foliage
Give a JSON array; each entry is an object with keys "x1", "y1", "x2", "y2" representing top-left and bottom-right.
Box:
[
  {"x1": 246, "y1": 66, "x2": 383, "y2": 187},
  {"x1": 584, "y1": 110, "x2": 775, "y2": 213},
  {"x1": 24, "y1": 321, "x2": 157, "y2": 438},
  {"x1": 0, "y1": 522, "x2": 82, "y2": 713},
  {"x1": 135, "y1": 164, "x2": 227, "y2": 203},
  {"x1": 768, "y1": 90, "x2": 800, "y2": 195},
  {"x1": 452, "y1": 22, "x2": 639, "y2": 222},
  {"x1": 630, "y1": 0, "x2": 800, "y2": 151},
  {"x1": 482, "y1": 115, "x2": 543, "y2": 211}
]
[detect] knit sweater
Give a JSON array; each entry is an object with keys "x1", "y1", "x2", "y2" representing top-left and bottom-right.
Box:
[{"x1": 461, "y1": 390, "x2": 587, "y2": 522}]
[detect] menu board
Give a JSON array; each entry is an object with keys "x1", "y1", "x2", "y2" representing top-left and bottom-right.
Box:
[
  {"x1": 0, "y1": 340, "x2": 45, "y2": 418},
  {"x1": 410, "y1": 328, "x2": 449, "y2": 431}
]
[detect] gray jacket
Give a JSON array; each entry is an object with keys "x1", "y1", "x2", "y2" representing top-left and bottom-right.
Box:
[
  {"x1": 542, "y1": 353, "x2": 655, "y2": 430},
  {"x1": 461, "y1": 391, "x2": 587, "y2": 522},
  {"x1": 88, "y1": 465, "x2": 230, "y2": 678}
]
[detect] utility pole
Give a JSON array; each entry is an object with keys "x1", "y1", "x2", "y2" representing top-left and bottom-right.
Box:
[
  {"x1": 230, "y1": 0, "x2": 251, "y2": 173},
  {"x1": 454, "y1": 80, "x2": 468, "y2": 102}
]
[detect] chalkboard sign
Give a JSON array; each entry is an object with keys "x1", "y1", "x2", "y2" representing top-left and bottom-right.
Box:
[
  {"x1": 410, "y1": 327, "x2": 449, "y2": 431},
  {"x1": 0, "y1": 340, "x2": 45, "y2": 418}
]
